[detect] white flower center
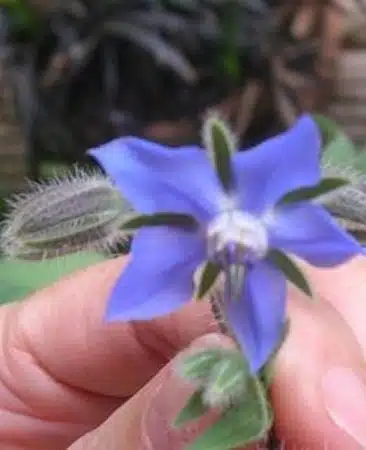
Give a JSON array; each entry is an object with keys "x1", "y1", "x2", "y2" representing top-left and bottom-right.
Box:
[{"x1": 207, "y1": 209, "x2": 268, "y2": 264}]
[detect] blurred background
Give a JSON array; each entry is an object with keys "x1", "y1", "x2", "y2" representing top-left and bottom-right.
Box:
[{"x1": 0, "y1": 0, "x2": 366, "y2": 302}]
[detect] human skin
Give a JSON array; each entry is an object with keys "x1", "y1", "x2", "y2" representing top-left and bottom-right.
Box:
[{"x1": 0, "y1": 256, "x2": 365, "y2": 449}]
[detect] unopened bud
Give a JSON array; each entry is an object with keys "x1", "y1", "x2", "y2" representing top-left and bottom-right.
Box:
[{"x1": 1, "y1": 168, "x2": 132, "y2": 260}]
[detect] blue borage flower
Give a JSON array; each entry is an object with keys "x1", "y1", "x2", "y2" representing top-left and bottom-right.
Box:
[{"x1": 89, "y1": 115, "x2": 361, "y2": 372}]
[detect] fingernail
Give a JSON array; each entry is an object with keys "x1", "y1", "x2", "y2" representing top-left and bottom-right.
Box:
[
  {"x1": 141, "y1": 333, "x2": 232, "y2": 449},
  {"x1": 322, "y1": 366, "x2": 366, "y2": 447}
]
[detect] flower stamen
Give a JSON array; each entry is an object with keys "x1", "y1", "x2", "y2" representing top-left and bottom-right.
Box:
[{"x1": 207, "y1": 209, "x2": 269, "y2": 264}]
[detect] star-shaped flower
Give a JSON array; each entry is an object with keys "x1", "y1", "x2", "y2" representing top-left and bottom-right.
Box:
[{"x1": 89, "y1": 115, "x2": 361, "y2": 372}]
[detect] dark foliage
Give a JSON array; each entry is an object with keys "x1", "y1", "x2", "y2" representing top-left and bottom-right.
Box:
[{"x1": 0, "y1": 0, "x2": 345, "y2": 178}]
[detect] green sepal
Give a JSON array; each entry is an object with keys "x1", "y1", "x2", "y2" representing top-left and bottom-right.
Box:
[
  {"x1": 278, "y1": 177, "x2": 348, "y2": 205},
  {"x1": 203, "y1": 115, "x2": 235, "y2": 191},
  {"x1": 120, "y1": 212, "x2": 197, "y2": 231},
  {"x1": 268, "y1": 250, "x2": 312, "y2": 298},
  {"x1": 194, "y1": 261, "x2": 221, "y2": 300},
  {"x1": 344, "y1": 228, "x2": 366, "y2": 245},
  {"x1": 185, "y1": 376, "x2": 273, "y2": 450},
  {"x1": 177, "y1": 349, "x2": 223, "y2": 384},
  {"x1": 174, "y1": 390, "x2": 209, "y2": 428},
  {"x1": 337, "y1": 217, "x2": 366, "y2": 244}
]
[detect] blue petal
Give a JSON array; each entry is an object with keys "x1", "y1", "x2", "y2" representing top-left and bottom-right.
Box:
[
  {"x1": 232, "y1": 115, "x2": 321, "y2": 214},
  {"x1": 226, "y1": 261, "x2": 286, "y2": 372},
  {"x1": 269, "y1": 203, "x2": 361, "y2": 267},
  {"x1": 88, "y1": 137, "x2": 222, "y2": 221},
  {"x1": 106, "y1": 226, "x2": 204, "y2": 321}
]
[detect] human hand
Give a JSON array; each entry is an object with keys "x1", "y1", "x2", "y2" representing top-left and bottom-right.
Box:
[{"x1": 0, "y1": 255, "x2": 365, "y2": 450}]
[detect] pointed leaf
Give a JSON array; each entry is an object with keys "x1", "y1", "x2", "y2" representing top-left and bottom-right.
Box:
[
  {"x1": 268, "y1": 250, "x2": 312, "y2": 298},
  {"x1": 203, "y1": 115, "x2": 236, "y2": 191},
  {"x1": 120, "y1": 213, "x2": 197, "y2": 231},
  {"x1": 194, "y1": 261, "x2": 221, "y2": 300},
  {"x1": 278, "y1": 177, "x2": 348, "y2": 205},
  {"x1": 174, "y1": 390, "x2": 209, "y2": 428},
  {"x1": 186, "y1": 376, "x2": 273, "y2": 450}
]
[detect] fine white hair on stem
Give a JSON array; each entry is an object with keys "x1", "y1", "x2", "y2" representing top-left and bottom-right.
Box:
[{"x1": 0, "y1": 166, "x2": 133, "y2": 260}]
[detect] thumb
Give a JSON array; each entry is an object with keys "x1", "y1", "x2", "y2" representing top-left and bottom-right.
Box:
[{"x1": 67, "y1": 333, "x2": 235, "y2": 450}]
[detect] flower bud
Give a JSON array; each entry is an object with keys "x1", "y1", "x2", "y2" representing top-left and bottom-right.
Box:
[{"x1": 1, "y1": 168, "x2": 131, "y2": 259}]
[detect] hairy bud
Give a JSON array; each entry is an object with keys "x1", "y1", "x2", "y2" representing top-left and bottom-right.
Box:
[
  {"x1": 320, "y1": 160, "x2": 366, "y2": 240},
  {"x1": 1, "y1": 168, "x2": 132, "y2": 259}
]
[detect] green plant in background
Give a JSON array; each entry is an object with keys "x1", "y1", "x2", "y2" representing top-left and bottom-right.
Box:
[
  {"x1": 0, "y1": 251, "x2": 106, "y2": 303},
  {"x1": 0, "y1": 0, "x2": 39, "y2": 38},
  {"x1": 0, "y1": 0, "x2": 351, "y2": 181},
  {"x1": 0, "y1": 0, "x2": 274, "y2": 179}
]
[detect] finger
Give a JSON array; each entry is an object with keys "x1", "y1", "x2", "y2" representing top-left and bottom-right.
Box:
[
  {"x1": 272, "y1": 285, "x2": 366, "y2": 449},
  {"x1": 0, "y1": 257, "x2": 216, "y2": 448},
  {"x1": 69, "y1": 287, "x2": 366, "y2": 450},
  {"x1": 9, "y1": 256, "x2": 216, "y2": 398},
  {"x1": 304, "y1": 255, "x2": 366, "y2": 356},
  {"x1": 67, "y1": 333, "x2": 235, "y2": 450},
  {"x1": 3, "y1": 255, "x2": 366, "y2": 450}
]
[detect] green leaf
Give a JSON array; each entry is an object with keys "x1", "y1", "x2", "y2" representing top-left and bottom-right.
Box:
[
  {"x1": 120, "y1": 213, "x2": 197, "y2": 231},
  {"x1": 203, "y1": 353, "x2": 249, "y2": 408},
  {"x1": 203, "y1": 115, "x2": 235, "y2": 191},
  {"x1": 268, "y1": 250, "x2": 312, "y2": 298},
  {"x1": 313, "y1": 115, "x2": 357, "y2": 166},
  {"x1": 186, "y1": 376, "x2": 273, "y2": 450},
  {"x1": 174, "y1": 391, "x2": 209, "y2": 428},
  {"x1": 194, "y1": 261, "x2": 221, "y2": 300},
  {"x1": 0, "y1": 252, "x2": 106, "y2": 304},
  {"x1": 177, "y1": 349, "x2": 223, "y2": 384},
  {"x1": 278, "y1": 177, "x2": 348, "y2": 205}
]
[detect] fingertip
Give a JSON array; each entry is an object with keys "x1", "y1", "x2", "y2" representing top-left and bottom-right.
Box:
[{"x1": 271, "y1": 287, "x2": 366, "y2": 449}]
